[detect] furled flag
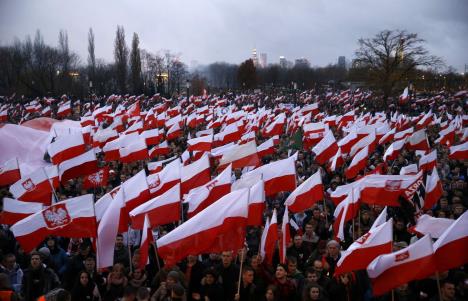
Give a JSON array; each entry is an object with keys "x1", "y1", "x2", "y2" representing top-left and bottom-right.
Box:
[
  {"x1": 139, "y1": 214, "x2": 154, "y2": 270},
  {"x1": 423, "y1": 167, "x2": 443, "y2": 210},
  {"x1": 279, "y1": 207, "x2": 291, "y2": 264},
  {"x1": 260, "y1": 209, "x2": 278, "y2": 264}
]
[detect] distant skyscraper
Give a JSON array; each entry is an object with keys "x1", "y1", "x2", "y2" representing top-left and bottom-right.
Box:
[
  {"x1": 279, "y1": 56, "x2": 287, "y2": 68},
  {"x1": 295, "y1": 57, "x2": 310, "y2": 67},
  {"x1": 338, "y1": 56, "x2": 346, "y2": 69},
  {"x1": 252, "y1": 48, "x2": 259, "y2": 67},
  {"x1": 260, "y1": 53, "x2": 267, "y2": 68}
]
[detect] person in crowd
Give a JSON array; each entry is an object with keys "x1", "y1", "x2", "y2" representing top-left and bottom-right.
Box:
[
  {"x1": 234, "y1": 266, "x2": 256, "y2": 301},
  {"x1": 64, "y1": 242, "x2": 93, "y2": 290},
  {"x1": 215, "y1": 251, "x2": 239, "y2": 301},
  {"x1": 270, "y1": 264, "x2": 296, "y2": 301},
  {"x1": 70, "y1": 271, "x2": 101, "y2": 301},
  {"x1": 0, "y1": 273, "x2": 19, "y2": 301},
  {"x1": 44, "y1": 236, "x2": 69, "y2": 277},
  {"x1": 21, "y1": 251, "x2": 60, "y2": 301},
  {"x1": 104, "y1": 263, "x2": 127, "y2": 301},
  {"x1": 0, "y1": 253, "x2": 23, "y2": 293},
  {"x1": 114, "y1": 234, "x2": 130, "y2": 268},
  {"x1": 151, "y1": 270, "x2": 184, "y2": 301},
  {"x1": 302, "y1": 283, "x2": 328, "y2": 301},
  {"x1": 197, "y1": 268, "x2": 223, "y2": 301}
]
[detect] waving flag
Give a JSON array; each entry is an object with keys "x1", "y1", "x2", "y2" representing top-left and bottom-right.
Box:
[
  {"x1": 449, "y1": 141, "x2": 468, "y2": 160},
  {"x1": 47, "y1": 133, "x2": 86, "y2": 165},
  {"x1": 10, "y1": 167, "x2": 53, "y2": 205},
  {"x1": 0, "y1": 198, "x2": 43, "y2": 225},
  {"x1": 312, "y1": 131, "x2": 338, "y2": 165},
  {"x1": 284, "y1": 170, "x2": 323, "y2": 213},
  {"x1": 58, "y1": 149, "x2": 98, "y2": 183},
  {"x1": 260, "y1": 209, "x2": 278, "y2": 264},
  {"x1": 418, "y1": 150, "x2": 437, "y2": 172},
  {"x1": 423, "y1": 167, "x2": 443, "y2": 210},
  {"x1": 82, "y1": 167, "x2": 109, "y2": 190},
  {"x1": 0, "y1": 157, "x2": 21, "y2": 187}
]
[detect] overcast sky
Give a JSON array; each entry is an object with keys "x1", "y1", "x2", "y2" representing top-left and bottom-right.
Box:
[{"x1": 1, "y1": 0, "x2": 467, "y2": 71}]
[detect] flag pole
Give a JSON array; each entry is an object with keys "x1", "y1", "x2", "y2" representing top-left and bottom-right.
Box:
[
  {"x1": 43, "y1": 168, "x2": 59, "y2": 204},
  {"x1": 151, "y1": 241, "x2": 162, "y2": 272},
  {"x1": 435, "y1": 272, "x2": 443, "y2": 301},
  {"x1": 236, "y1": 244, "x2": 245, "y2": 296},
  {"x1": 127, "y1": 225, "x2": 133, "y2": 274}
]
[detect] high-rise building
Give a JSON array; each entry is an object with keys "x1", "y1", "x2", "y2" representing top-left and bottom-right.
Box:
[
  {"x1": 338, "y1": 56, "x2": 346, "y2": 69},
  {"x1": 260, "y1": 53, "x2": 267, "y2": 68},
  {"x1": 252, "y1": 48, "x2": 259, "y2": 67},
  {"x1": 279, "y1": 56, "x2": 287, "y2": 68},
  {"x1": 295, "y1": 57, "x2": 310, "y2": 67}
]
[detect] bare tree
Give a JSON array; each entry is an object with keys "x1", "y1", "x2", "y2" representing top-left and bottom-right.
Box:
[
  {"x1": 88, "y1": 28, "x2": 96, "y2": 87},
  {"x1": 114, "y1": 25, "x2": 128, "y2": 94},
  {"x1": 353, "y1": 29, "x2": 443, "y2": 102},
  {"x1": 130, "y1": 33, "x2": 143, "y2": 94}
]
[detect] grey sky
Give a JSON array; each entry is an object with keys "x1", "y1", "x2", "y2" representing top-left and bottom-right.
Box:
[{"x1": 1, "y1": 0, "x2": 467, "y2": 71}]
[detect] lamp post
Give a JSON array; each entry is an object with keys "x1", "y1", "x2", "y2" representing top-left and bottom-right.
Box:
[{"x1": 186, "y1": 79, "x2": 190, "y2": 100}]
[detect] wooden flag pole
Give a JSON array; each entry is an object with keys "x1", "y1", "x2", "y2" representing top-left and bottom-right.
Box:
[
  {"x1": 151, "y1": 242, "x2": 162, "y2": 272},
  {"x1": 236, "y1": 247, "x2": 245, "y2": 296}
]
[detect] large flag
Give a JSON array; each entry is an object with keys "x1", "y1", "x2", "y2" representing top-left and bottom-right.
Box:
[
  {"x1": 312, "y1": 131, "x2": 338, "y2": 165},
  {"x1": 129, "y1": 183, "x2": 180, "y2": 229},
  {"x1": 448, "y1": 141, "x2": 468, "y2": 160},
  {"x1": 433, "y1": 211, "x2": 468, "y2": 272},
  {"x1": 156, "y1": 188, "x2": 249, "y2": 266},
  {"x1": 247, "y1": 180, "x2": 266, "y2": 226},
  {"x1": 0, "y1": 157, "x2": 21, "y2": 186},
  {"x1": 119, "y1": 137, "x2": 149, "y2": 163},
  {"x1": 184, "y1": 164, "x2": 232, "y2": 218},
  {"x1": 279, "y1": 207, "x2": 290, "y2": 264},
  {"x1": 10, "y1": 167, "x2": 53, "y2": 205},
  {"x1": 47, "y1": 133, "x2": 86, "y2": 165},
  {"x1": 423, "y1": 167, "x2": 443, "y2": 210},
  {"x1": 335, "y1": 217, "x2": 393, "y2": 276},
  {"x1": 58, "y1": 149, "x2": 98, "y2": 183},
  {"x1": 0, "y1": 197, "x2": 43, "y2": 225},
  {"x1": 260, "y1": 209, "x2": 278, "y2": 264},
  {"x1": 257, "y1": 137, "x2": 276, "y2": 158},
  {"x1": 187, "y1": 135, "x2": 213, "y2": 152},
  {"x1": 218, "y1": 141, "x2": 260, "y2": 170},
  {"x1": 10, "y1": 194, "x2": 97, "y2": 252},
  {"x1": 406, "y1": 129, "x2": 430, "y2": 151},
  {"x1": 284, "y1": 170, "x2": 323, "y2": 213},
  {"x1": 367, "y1": 235, "x2": 436, "y2": 296},
  {"x1": 120, "y1": 170, "x2": 151, "y2": 232},
  {"x1": 180, "y1": 154, "x2": 211, "y2": 195}
]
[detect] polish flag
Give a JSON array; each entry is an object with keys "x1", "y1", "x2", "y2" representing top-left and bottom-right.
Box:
[
  {"x1": 333, "y1": 188, "x2": 360, "y2": 241},
  {"x1": 433, "y1": 211, "x2": 468, "y2": 272},
  {"x1": 181, "y1": 154, "x2": 211, "y2": 195},
  {"x1": 102, "y1": 132, "x2": 139, "y2": 161},
  {"x1": 58, "y1": 149, "x2": 98, "y2": 183},
  {"x1": 406, "y1": 129, "x2": 430, "y2": 151},
  {"x1": 260, "y1": 209, "x2": 278, "y2": 264},
  {"x1": 262, "y1": 113, "x2": 285, "y2": 137},
  {"x1": 147, "y1": 157, "x2": 177, "y2": 174},
  {"x1": 156, "y1": 188, "x2": 249, "y2": 266},
  {"x1": 312, "y1": 131, "x2": 338, "y2": 165},
  {"x1": 328, "y1": 148, "x2": 344, "y2": 172},
  {"x1": 435, "y1": 125, "x2": 455, "y2": 146},
  {"x1": 0, "y1": 109, "x2": 8, "y2": 122},
  {"x1": 47, "y1": 133, "x2": 86, "y2": 165},
  {"x1": 0, "y1": 158, "x2": 21, "y2": 187},
  {"x1": 57, "y1": 101, "x2": 71, "y2": 118},
  {"x1": 367, "y1": 235, "x2": 436, "y2": 296},
  {"x1": 0, "y1": 198, "x2": 43, "y2": 225},
  {"x1": 149, "y1": 159, "x2": 181, "y2": 197},
  {"x1": 449, "y1": 141, "x2": 468, "y2": 160},
  {"x1": 416, "y1": 111, "x2": 433, "y2": 130},
  {"x1": 140, "y1": 128, "x2": 162, "y2": 146},
  {"x1": 335, "y1": 217, "x2": 393, "y2": 276},
  {"x1": 423, "y1": 167, "x2": 443, "y2": 210},
  {"x1": 80, "y1": 116, "x2": 95, "y2": 127},
  {"x1": 399, "y1": 164, "x2": 419, "y2": 175},
  {"x1": 247, "y1": 180, "x2": 266, "y2": 226},
  {"x1": 149, "y1": 141, "x2": 171, "y2": 157},
  {"x1": 129, "y1": 183, "x2": 180, "y2": 229},
  {"x1": 378, "y1": 128, "x2": 395, "y2": 145},
  {"x1": 10, "y1": 194, "x2": 97, "y2": 253},
  {"x1": 243, "y1": 156, "x2": 296, "y2": 196},
  {"x1": 119, "y1": 137, "x2": 148, "y2": 163},
  {"x1": 338, "y1": 131, "x2": 359, "y2": 154},
  {"x1": 383, "y1": 139, "x2": 406, "y2": 162},
  {"x1": 124, "y1": 120, "x2": 144, "y2": 135},
  {"x1": 139, "y1": 214, "x2": 154, "y2": 270},
  {"x1": 97, "y1": 187, "x2": 125, "y2": 268},
  {"x1": 166, "y1": 123, "x2": 182, "y2": 141},
  {"x1": 284, "y1": 170, "x2": 323, "y2": 213},
  {"x1": 257, "y1": 137, "x2": 276, "y2": 158},
  {"x1": 410, "y1": 214, "x2": 454, "y2": 239},
  {"x1": 120, "y1": 170, "x2": 151, "y2": 231},
  {"x1": 419, "y1": 150, "x2": 437, "y2": 172},
  {"x1": 94, "y1": 188, "x2": 119, "y2": 225},
  {"x1": 187, "y1": 135, "x2": 213, "y2": 152},
  {"x1": 184, "y1": 164, "x2": 232, "y2": 218},
  {"x1": 349, "y1": 131, "x2": 376, "y2": 157},
  {"x1": 10, "y1": 167, "x2": 53, "y2": 205},
  {"x1": 279, "y1": 207, "x2": 291, "y2": 264},
  {"x1": 216, "y1": 123, "x2": 241, "y2": 145},
  {"x1": 82, "y1": 167, "x2": 109, "y2": 190},
  {"x1": 345, "y1": 146, "x2": 368, "y2": 180},
  {"x1": 218, "y1": 141, "x2": 260, "y2": 170}
]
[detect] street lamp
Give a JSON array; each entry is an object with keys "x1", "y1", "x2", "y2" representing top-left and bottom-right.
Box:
[{"x1": 186, "y1": 79, "x2": 191, "y2": 99}]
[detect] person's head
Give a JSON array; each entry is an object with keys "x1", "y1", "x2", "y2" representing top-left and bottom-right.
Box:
[
  {"x1": 293, "y1": 235, "x2": 303, "y2": 247},
  {"x1": 305, "y1": 284, "x2": 321, "y2": 300},
  {"x1": 441, "y1": 280, "x2": 456, "y2": 299},
  {"x1": 313, "y1": 260, "x2": 323, "y2": 276},
  {"x1": 166, "y1": 270, "x2": 180, "y2": 287},
  {"x1": 46, "y1": 236, "x2": 57, "y2": 249},
  {"x1": 312, "y1": 208, "x2": 321, "y2": 219},
  {"x1": 250, "y1": 254, "x2": 261, "y2": 269},
  {"x1": 171, "y1": 283, "x2": 185, "y2": 300},
  {"x1": 305, "y1": 268, "x2": 319, "y2": 283},
  {"x1": 136, "y1": 287, "x2": 150, "y2": 301},
  {"x1": 30, "y1": 251, "x2": 42, "y2": 269},
  {"x1": 115, "y1": 234, "x2": 124, "y2": 249},
  {"x1": 395, "y1": 219, "x2": 406, "y2": 231},
  {"x1": 439, "y1": 198, "x2": 449, "y2": 209},
  {"x1": 241, "y1": 266, "x2": 254, "y2": 284},
  {"x1": 2, "y1": 253, "x2": 16, "y2": 270},
  {"x1": 187, "y1": 254, "x2": 197, "y2": 264},
  {"x1": 305, "y1": 223, "x2": 314, "y2": 234},
  {"x1": 79, "y1": 242, "x2": 91, "y2": 257},
  {"x1": 132, "y1": 268, "x2": 144, "y2": 280},
  {"x1": 78, "y1": 271, "x2": 90, "y2": 287},
  {"x1": 203, "y1": 268, "x2": 217, "y2": 285},
  {"x1": 275, "y1": 264, "x2": 287, "y2": 280},
  {"x1": 221, "y1": 251, "x2": 233, "y2": 267},
  {"x1": 112, "y1": 263, "x2": 125, "y2": 276},
  {"x1": 84, "y1": 256, "x2": 96, "y2": 272},
  {"x1": 265, "y1": 285, "x2": 278, "y2": 301},
  {"x1": 287, "y1": 257, "x2": 298, "y2": 274},
  {"x1": 327, "y1": 240, "x2": 340, "y2": 257}
]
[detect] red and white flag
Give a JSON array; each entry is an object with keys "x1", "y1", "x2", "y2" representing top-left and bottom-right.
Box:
[
  {"x1": 166, "y1": 123, "x2": 182, "y2": 141},
  {"x1": 247, "y1": 180, "x2": 266, "y2": 226},
  {"x1": 449, "y1": 141, "x2": 468, "y2": 160},
  {"x1": 120, "y1": 170, "x2": 151, "y2": 231},
  {"x1": 435, "y1": 125, "x2": 455, "y2": 146},
  {"x1": 10, "y1": 167, "x2": 53, "y2": 205},
  {"x1": 181, "y1": 154, "x2": 211, "y2": 195},
  {"x1": 0, "y1": 197, "x2": 43, "y2": 225},
  {"x1": 345, "y1": 146, "x2": 369, "y2": 180},
  {"x1": 312, "y1": 131, "x2": 338, "y2": 165},
  {"x1": 349, "y1": 131, "x2": 376, "y2": 157},
  {"x1": 399, "y1": 164, "x2": 419, "y2": 175},
  {"x1": 156, "y1": 188, "x2": 249, "y2": 266},
  {"x1": 47, "y1": 133, "x2": 86, "y2": 165},
  {"x1": 383, "y1": 139, "x2": 406, "y2": 162},
  {"x1": 149, "y1": 140, "x2": 171, "y2": 157},
  {"x1": 139, "y1": 214, "x2": 154, "y2": 270},
  {"x1": 218, "y1": 141, "x2": 260, "y2": 170},
  {"x1": 367, "y1": 235, "x2": 436, "y2": 296},
  {"x1": 284, "y1": 170, "x2": 323, "y2": 213},
  {"x1": 129, "y1": 183, "x2": 180, "y2": 229},
  {"x1": 187, "y1": 135, "x2": 213, "y2": 152},
  {"x1": 148, "y1": 159, "x2": 181, "y2": 197},
  {"x1": 260, "y1": 209, "x2": 278, "y2": 264},
  {"x1": 119, "y1": 137, "x2": 149, "y2": 163},
  {"x1": 333, "y1": 188, "x2": 360, "y2": 241},
  {"x1": 419, "y1": 150, "x2": 437, "y2": 172},
  {"x1": 335, "y1": 215, "x2": 393, "y2": 276},
  {"x1": 337, "y1": 131, "x2": 359, "y2": 155},
  {"x1": 257, "y1": 137, "x2": 276, "y2": 158},
  {"x1": 433, "y1": 211, "x2": 468, "y2": 272},
  {"x1": 406, "y1": 129, "x2": 430, "y2": 151},
  {"x1": 0, "y1": 158, "x2": 21, "y2": 187},
  {"x1": 82, "y1": 167, "x2": 109, "y2": 190},
  {"x1": 423, "y1": 167, "x2": 443, "y2": 210},
  {"x1": 184, "y1": 164, "x2": 232, "y2": 218},
  {"x1": 410, "y1": 214, "x2": 454, "y2": 239},
  {"x1": 279, "y1": 207, "x2": 290, "y2": 264},
  {"x1": 10, "y1": 194, "x2": 97, "y2": 253},
  {"x1": 328, "y1": 148, "x2": 344, "y2": 172},
  {"x1": 57, "y1": 101, "x2": 71, "y2": 118},
  {"x1": 140, "y1": 128, "x2": 162, "y2": 146},
  {"x1": 58, "y1": 149, "x2": 98, "y2": 183},
  {"x1": 378, "y1": 128, "x2": 395, "y2": 145}
]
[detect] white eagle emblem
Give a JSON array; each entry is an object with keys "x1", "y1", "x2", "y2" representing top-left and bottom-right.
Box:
[
  {"x1": 42, "y1": 204, "x2": 72, "y2": 229},
  {"x1": 89, "y1": 169, "x2": 104, "y2": 184},
  {"x1": 22, "y1": 179, "x2": 36, "y2": 192},
  {"x1": 148, "y1": 175, "x2": 161, "y2": 189},
  {"x1": 384, "y1": 180, "x2": 402, "y2": 192}
]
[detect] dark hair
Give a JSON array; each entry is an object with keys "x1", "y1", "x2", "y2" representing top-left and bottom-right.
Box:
[
  {"x1": 265, "y1": 285, "x2": 279, "y2": 301},
  {"x1": 203, "y1": 267, "x2": 218, "y2": 279},
  {"x1": 137, "y1": 287, "x2": 150, "y2": 299},
  {"x1": 302, "y1": 283, "x2": 323, "y2": 301},
  {"x1": 242, "y1": 266, "x2": 254, "y2": 274},
  {"x1": 287, "y1": 256, "x2": 297, "y2": 265}
]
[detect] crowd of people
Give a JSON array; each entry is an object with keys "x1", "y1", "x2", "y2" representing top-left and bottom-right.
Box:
[{"x1": 0, "y1": 88, "x2": 467, "y2": 301}]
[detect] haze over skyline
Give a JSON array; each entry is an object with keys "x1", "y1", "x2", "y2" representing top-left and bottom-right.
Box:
[{"x1": 1, "y1": 0, "x2": 467, "y2": 71}]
